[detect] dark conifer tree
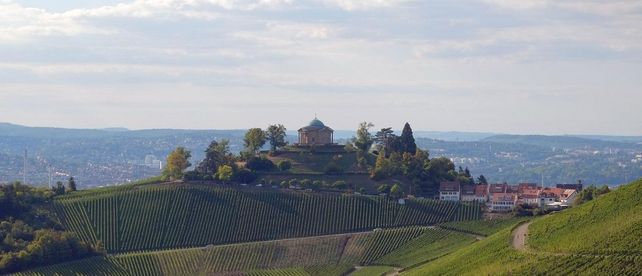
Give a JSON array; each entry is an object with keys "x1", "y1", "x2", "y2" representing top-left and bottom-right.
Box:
[
  {"x1": 67, "y1": 176, "x2": 77, "y2": 192},
  {"x1": 399, "y1": 122, "x2": 417, "y2": 155}
]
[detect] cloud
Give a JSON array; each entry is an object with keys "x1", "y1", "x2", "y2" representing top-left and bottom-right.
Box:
[
  {"x1": 0, "y1": 0, "x2": 295, "y2": 42},
  {"x1": 323, "y1": 0, "x2": 410, "y2": 11}
]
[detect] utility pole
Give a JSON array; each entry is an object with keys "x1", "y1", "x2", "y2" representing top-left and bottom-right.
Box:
[{"x1": 23, "y1": 149, "x2": 27, "y2": 184}]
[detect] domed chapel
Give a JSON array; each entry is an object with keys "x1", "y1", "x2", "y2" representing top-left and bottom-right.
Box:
[{"x1": 297, "y1": 117, "x2": 334, "y2": 146}]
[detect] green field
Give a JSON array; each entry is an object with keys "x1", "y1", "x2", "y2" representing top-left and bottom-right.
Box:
[{"x1": 53, "y1": 184, "x2": 481, "y2": 253}]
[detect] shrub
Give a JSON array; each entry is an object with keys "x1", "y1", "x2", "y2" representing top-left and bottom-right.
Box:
[
  {"x1": 235, "y1": 169, "x2": 257, "y2": 184},
  {"x1": 300, "y1": 179, "x2": 312, "y2": 189},
  {"x1": 332, "y1": 181, "x2": 347, "y2": 190},
  {"x1": 280, "y1": 181, "x2": 288, "y2": 188},
  {"x1": 324, "y1": 162, "x2": 344, "y2": 175},
  {"x1": 288, "y1": 179, "x2": 299, "y2": 187},
  {"x1": 377, "y1": 184, "x2": 391, "y2": 194},
  {"x1": 182, "y1": 171, "x2": 208, "y2": 181},
  {"x1": 245, "y1": 157, "x2": 275, "y2": 171},
  {"x1": 277, "y1": 160, "x2": 292, "y2": 171}
]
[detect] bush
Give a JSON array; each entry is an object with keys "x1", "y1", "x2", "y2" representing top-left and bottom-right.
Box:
[
  {"x1": 277, "y1": 160, "x2": 292, "y2": 171},
  {"x1": 288, "y1": 179, "x2": 299, "y2": 187},
  {"x1": 235, "y1": 169, "x2": 257, "y2": 184},
  {"x1": 245, "y1": 157, "x2": 275, "y2": 171},
  {"x1": 324, "y1": 162, "x2": 344, "y2": 175},
  {"x1": 300, "y1": 179, "x2": 312, "y2": 189},
  {"x1": 377, "y1": 184, "x2": 391, "y2": 194},
  {"x1": 332, "y1": 181, "x2": 347, "y2": 190},
  {"x1": 182, "y1": 171, "x2": 208, "y2": 181},
  {"x1": 280, "y1": 181, "x2": 288, "y2": 188}
]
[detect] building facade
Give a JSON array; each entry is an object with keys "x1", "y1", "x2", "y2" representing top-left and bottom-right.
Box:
[{"x1": 297, "y1": 117, "x2": 334, "y2": 146}]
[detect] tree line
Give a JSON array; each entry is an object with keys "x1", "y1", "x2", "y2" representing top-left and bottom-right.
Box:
[{"x1": 0, "y1": 182, "x2": 101, "y2": 274}]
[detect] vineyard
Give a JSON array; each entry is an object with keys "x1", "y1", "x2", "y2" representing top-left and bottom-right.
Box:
[
  {"x1": 13, "y1": 227, "x2": 462, "y2": 276},
  {"x1": 438, "y1": 217, "x2": 526, "y2": 236},
  {"x1": 53, "y1": 184, "x2": 482, "y2": 253},
  {"x1": 374, "y1": 228, "x2": 476, "y2": 268}
]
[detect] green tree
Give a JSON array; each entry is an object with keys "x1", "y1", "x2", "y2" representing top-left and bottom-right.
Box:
[
  {"x1": 197, "y1": 139, "x2": 233, "y2": 174},
  {"x1": 375, "y1": 127, "x2": 396, "y2": 154},
  {"x1": 53, "y1": 181, "x2": 65, "y2": 195},
  {"x1": 277, "y1": 160, "x2": 292, "y2": 171},
  {"x1": 477, "y1": 174, "x2": 488, "y2": 185},
  {"x1": 399, "y1": 122, "x2": 417, "y2": 155},
  {"x1": 370, "y1": 149, "x2": 390, "y2": 180},
  {"x1": 352, "y1": 122, "x2": 375, "y2": 152},
  {"x1": 163, "y1": 147, "x2": 192, "y2": 181},
  {"x1": 244, "y1": 128, "x2": 267, "y2": 156},
  {"x1": 66, "y1": 177, "x2": 76, "y2": 192},
  {"x1": 390, "y1": 184, "x2": 403, "y2": 198},
  {"x1": 216, "y1": 165, "x2": 233, "y2": 183},
  {"x1": 266, "y1": 124, "x2": 288, "y2": 152}
]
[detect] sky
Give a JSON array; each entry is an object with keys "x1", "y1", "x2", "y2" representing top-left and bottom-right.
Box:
[{"x1": 0, "y1": 0, "x2": 641, "y2": 135}]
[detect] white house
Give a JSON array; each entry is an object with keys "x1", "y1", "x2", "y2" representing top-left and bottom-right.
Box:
[
  {"x1": 489, "y1": 193, "x2": 517, "y2": 212},
  {"x1": 439, "y1": 181, "x2": 461, "y2": 201}
]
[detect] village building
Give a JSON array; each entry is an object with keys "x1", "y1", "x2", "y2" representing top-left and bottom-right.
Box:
[
  {"x1": 556, "y1": 183, "x2": 583, "y2": 191},
  {"x1": 297, "y1": 117, "x2": 334, "y2": 146},
  {"x1": 518, "y1": 183, "x2": 538, "y2": 193},
  {"x1": 489, "y1": 193, "x2": 517, "y2": 212},
  {"x1": 461, "y1": 184, "x2": 488, "y2": 202},
  {"x1": 517, "y1": 188, "x2": 541, "y2": 206},
  {"x1": 439, "y1": 181, "x2": 461, "y2": 201}
]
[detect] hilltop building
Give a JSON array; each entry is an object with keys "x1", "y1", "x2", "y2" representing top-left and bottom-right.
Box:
[{"x1": 297, "y1": 117, "x2": 334, "y2": 146}]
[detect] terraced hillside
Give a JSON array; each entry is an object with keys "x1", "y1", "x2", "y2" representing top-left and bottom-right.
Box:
[
  {"x1": 404, "y1": 178, "x2": 642, "y2": 275},
  {"x1": 14, "y1": 227, "x2": 471, "y2": 276},
  {"x1": 53, "y1": 184, "x2": 482, "y2": 253}
]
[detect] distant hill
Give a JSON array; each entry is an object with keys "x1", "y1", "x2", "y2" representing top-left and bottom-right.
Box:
[
  {"x1": 482, "y1": 134, "x2": 639, "y2": 150},
  {"x1": 1, "y1": 123, "x2": 640, "y2": 186}
]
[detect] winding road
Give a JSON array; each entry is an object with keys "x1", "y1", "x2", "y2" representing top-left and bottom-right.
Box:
[{"x1": 512, "y1": 222, "x2": 530, "y2": 251}]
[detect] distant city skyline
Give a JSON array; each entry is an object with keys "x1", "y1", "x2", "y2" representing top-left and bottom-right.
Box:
[{"x1": 1, "y1": 0, "x2": 641, "y2": 135}]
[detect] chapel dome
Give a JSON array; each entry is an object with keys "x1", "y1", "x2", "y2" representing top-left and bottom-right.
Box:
[{"x1": 308, "y1": 118, "x2": 325, "y2": 127}]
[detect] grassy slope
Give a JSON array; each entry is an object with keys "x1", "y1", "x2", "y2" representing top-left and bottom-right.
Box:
[
  {"x1": 529, "y1": 178, "x2": 642, "y2": 254},
  {"x1": 54, "y1": 184, "x2": 481, "y2": 253},
  {"x1": 438, "y1": 217, "x2": 525, "y2": 236},
  {"x1": 404, "y1": 178, "x2": 642, "y2": 275},
  {"x1": 349, "y1": 266, "x2": 395, "y2": 276}
]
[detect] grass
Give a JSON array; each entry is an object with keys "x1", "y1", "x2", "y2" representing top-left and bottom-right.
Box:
[
  {"x1": 529, "y1": 178, "x2": 642, "y2": 255},
  {"x1": 438, "y1": 216, "x2": 525, "y2": 236},
  {"x1": 349, "y1": 266, "x2": 395, "y2": 276}
]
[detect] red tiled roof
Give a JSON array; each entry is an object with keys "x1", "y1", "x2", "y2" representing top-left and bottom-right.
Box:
[
  {"x1": 474, "y1": 185, "x2": 488, "y2": 196},
  {"x1": 440, "y1": 181, "x2": 461, "y2": 192},
  {"x1": 461, "y1": 184, "x2": 475, "y2": 195}
]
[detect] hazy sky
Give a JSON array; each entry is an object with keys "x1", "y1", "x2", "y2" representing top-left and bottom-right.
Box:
[{"x1": 1, "y1": 0, "x2": 641, "y2": 135}]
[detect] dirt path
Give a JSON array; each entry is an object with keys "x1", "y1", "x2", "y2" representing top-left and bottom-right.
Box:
[{"x1": 512, "y1": 222, "x2": 530, "y2": 251}]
